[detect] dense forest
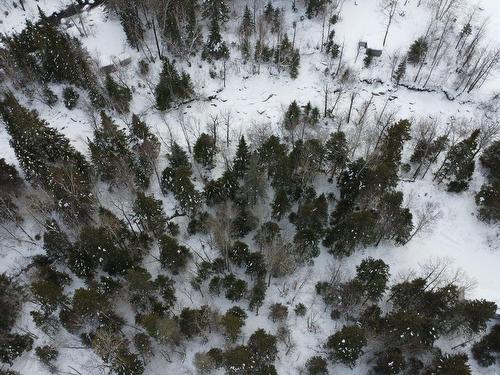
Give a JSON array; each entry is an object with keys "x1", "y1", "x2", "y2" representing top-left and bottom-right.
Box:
[{"x1": 0, "y1": 0, "x2": 499, "y2": 374}]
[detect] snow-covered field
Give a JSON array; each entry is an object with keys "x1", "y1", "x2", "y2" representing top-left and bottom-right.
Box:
[{"x1": 0, "y1": 0, "x2": 499, "y2": 374}]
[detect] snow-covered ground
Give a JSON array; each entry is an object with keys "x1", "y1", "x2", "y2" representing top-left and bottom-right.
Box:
[
  {"x1": 0, "y1": 0, "x2": 499, "y2": 374},
  {"x1": 0, "y1": 0, "x2": 73, "y2": 34}
]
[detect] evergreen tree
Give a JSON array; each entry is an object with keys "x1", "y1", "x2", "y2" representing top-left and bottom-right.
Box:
[
  {"x1": 271, "y1": 8, "x2": 282, "y2": 34},
  {"x1": 155, "y1": 58, "x2": 194, "y2": 110},
  {"x1": 271, "y1": 188, "x2": 291, "y2": 220},
  {"x1": 105, "y1": 74, "x2": 132, "y2": 113},
  {"x1": 42, "y1": 86, "x2": 58, "y2": 106},
  {"x1": 133, "y1": 192, "x2": 167, "y2": 237},
  {"x1": 221, "y1": 306, "x2": 247, "y2": 342},
  {"x1": 325, "y1": 131, "x2": 349, "y2": 179},
  {"x1": 233, "y1": 136, "x2": 250, "y2": 178},
  {"x1": 161, "y1": 143, "x2": 201, "y2": 215},
  {"x1": 479, "y1": 140, "x2": 500, "y2": 179},
  {"x1": 354, "y1": 258, "x2": 390, "y2": 303},
  {"x1": 202, "y1": 0, "x2": 230, "y2": 23},
  {"x1": 305, "y1": 356, "x2": 328, "y2": 375},
  {"x1": 35, "y1": 345, "x2": 58, "y2": 372},
  {"x1": 4, "y1": 15, "x2": 104, "y2": 105},
  {"x1": 455, "y1": 299, "x2": 497, "y2": 335},
  {"x1": 289, "y1": 49, "x2": 301, "y2": 79},
  {"x1": 160, "y1": 0, "x2": 200, "y2": 53},
  {"x1": 258, "y1": 135, "x2": 288, "y2": 176},
  {"x1": 230, "y1": 204, "x2": 258, "y2": 238},
  {"x1": 263, "y1": 1, "x2": 274, "y2": 22},
  {"x1": 249, "y1": 277, "x2": 267, "y2": 314},
  {"x1": 204, "y1": 169, "x2": 239, "y2": 206},
  {"x1": 407, "y1": 37, "x2": 428, "y2": 65},
  {"x1": 245, "y1": 252, "x2": 267, "y2": 279},
  {"x1": 0, "y1": 159, "x2": 23, "y2": 197},
  {"x1": 239, "y1": 6, "x2": 254, "y2": 60},
  {"x1": 129, "y1": 114, "x2": 160, "y2": 189},
  {"x1": 476, "y1": 140, "x2": 500, "y2": 222},
  {"x1": 194, "y1": 133, "x2": 216, "y2": 168},
  {"x1": 228, "y1": 241, "x2": 250, "y2": 266},
  {"x1": 168, "y1": 142, "x2": 191, "y2": 170},
  {"x1": 274, "y1": 34, "x2": 301, "y2": 78},
  {"x1": 306, "y1": 0, "x2": 327, "y2": 18},
  {"x1": 428, "y1": 352, "x2": 471, "y2": 375},
  {"x1": 324, "y1": 209, "x2": 377, "y2": 257},
  {"x1": 326, "y1": 325, "x2": 367, "y2": 368},
  {"x1": 0, "y1": 334, "x2": 33, "y2": 365},
  {"x1": 0, "y1": 94, "x2": 93, "y2": 221},
  {"x1": 202, "y1": 16, "x2": 230, "y2": 61},
  {"x1": 383, "y1": 310, "x2": 436, "y2": 349},
  {"x1": 284, "y1": 100, "x2": 301, "y2": 133},
  {"x1": 63, "y1": 86, "x2": 79, "y2": 109},
  {"x1": 159, "y1": 235, "x2": 191, "y2": 274},
  {"x1": 372, "y1": 348, "x2": 405, "y2": 374},
  {"x1": 472, "y1": 325, "x2": 500, "y2": 367},
  {"x1": 374, "y1": 191, "x2": 413, "y2": 246},
  {"x1": 457, "y1": 23, "x2": 472, "y2": 48},
  {"x1": 434, "y1": 129, "x2": 480, "y2": 192},
  {"x1": 325, "y1": 30, "x2": 340, "y2": 59},
  {"x1": 372, "y1": 119, "x2": 411, "y2": 194},
  {"x1": 68, "y1": 224, "x2": 136, "y2": 278},
  {"x1": 476, "y1": 179, "x2": 500, "y2": 222},
  {"x1": 115, "y1": 0, "x2": 144, "y2": 51},
  {"x1": 247, "y1": 329, "x2": 278, "y2": 368},
  {"x1": 89, "y1": 112, "x2": 134, "y2": 185},
  {"x1": 223, "y1": 345, "x2": 254, "y2": 374},
  {"x1": 290, "y1": 193, "x2": 328, "y2": 260},
  {"x1": 363, "y1": 51, "x2": 374, "y2": 68},
  {"x1": 294, "y1": 303, "x2": 307, "y2": 316},
  {"x1": 222, "y1": 274, "x2": 248, "y2": 301},
  {"x1": 393, "y1": 58, "x2": 407, "y2": 83},
  {"x1": 162, "y1": 165, "x2": 202, "y2": 215},
  {"x1": 241, "y1": 151, "x2": 268, "y2": 206},
  {"x1": 60, "y1": 287, "x2": 116, "y2": 335},
  {"x1": 111, "y1": 347, "x2": 144, "y2": 375},
  {"x1": 43, "y1": 220, "x2": 72, "y2": 261}
]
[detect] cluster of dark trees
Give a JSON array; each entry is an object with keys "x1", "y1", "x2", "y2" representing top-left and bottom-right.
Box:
[
  {"x1": 475, "y1": 140, "x2": 500, "y2": 223},
  {"x1": 0, "y1": 86, "x2": 498, "y2": 372},
  {"x1": 315, "y1": 257, "x2": 496, "y2": 374},
  {"x1": 1, "y1": 12, "x2": 106, "y2": 107},
  {"x1": 107, "y1": 0, "x2": 301, "y2": 79},
  {"x1": 0, "y1": 1, "x2": 499, "y2": 374}
]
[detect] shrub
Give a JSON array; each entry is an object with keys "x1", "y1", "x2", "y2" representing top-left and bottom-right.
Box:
[
  {"x1": 63, "y1": 87, "x2": 79, "y2": 109},
  {"x1": 305, "y1": 356, "x2": 328, "y2": 375},
  {"x1": 35, "y1": 345, "x2": 58, "y2": 370},
  {"x1": 294, "y1": 303, "x2": 307, "y2": 316},
  {"x1": 326, "y1": 325, "x2": 367, "y2": 368},
  {"x1": 269, "y1": 303, "x2": 288, "y2": 323}
]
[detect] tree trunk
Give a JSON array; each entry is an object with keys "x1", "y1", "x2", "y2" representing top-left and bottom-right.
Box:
[
  {"x1": 346, "y1": 92, "x2": 355, "y2": 123},
  {"x1": 152, "y1": 18, "x2": 162, "y2": 60}
]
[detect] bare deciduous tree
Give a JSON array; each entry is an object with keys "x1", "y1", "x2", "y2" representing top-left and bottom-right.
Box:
[
  {"x1": 403, "y1": 201, "x2": 442, "y2": 244},
  {"x1": 380, "y1": 0, "x2": 399, "y2": 46}
]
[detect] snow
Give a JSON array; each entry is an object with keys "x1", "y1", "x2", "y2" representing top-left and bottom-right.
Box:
[
  {"x1": 0, "y1": 0, "x2": 74, "y2": 35},
  {"x1": 67, "y1": 5, "x2": 132, "y2": 67},
  {"x1": 0, "y1": 0, "x2": 500, "y2": 374}
]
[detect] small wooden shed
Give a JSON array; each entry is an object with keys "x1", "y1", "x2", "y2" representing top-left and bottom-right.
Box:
[
  {"x1": 99, "y1": 54, "x2": 132, "y2": 74},
  {"x1": 358, "y1": 41, "x2": 383, "y2": 57}
]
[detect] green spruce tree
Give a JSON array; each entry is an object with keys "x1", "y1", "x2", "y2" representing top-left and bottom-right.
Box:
[{"x1": 155, "y1": 58, "x2": 194, "y2": 110}]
